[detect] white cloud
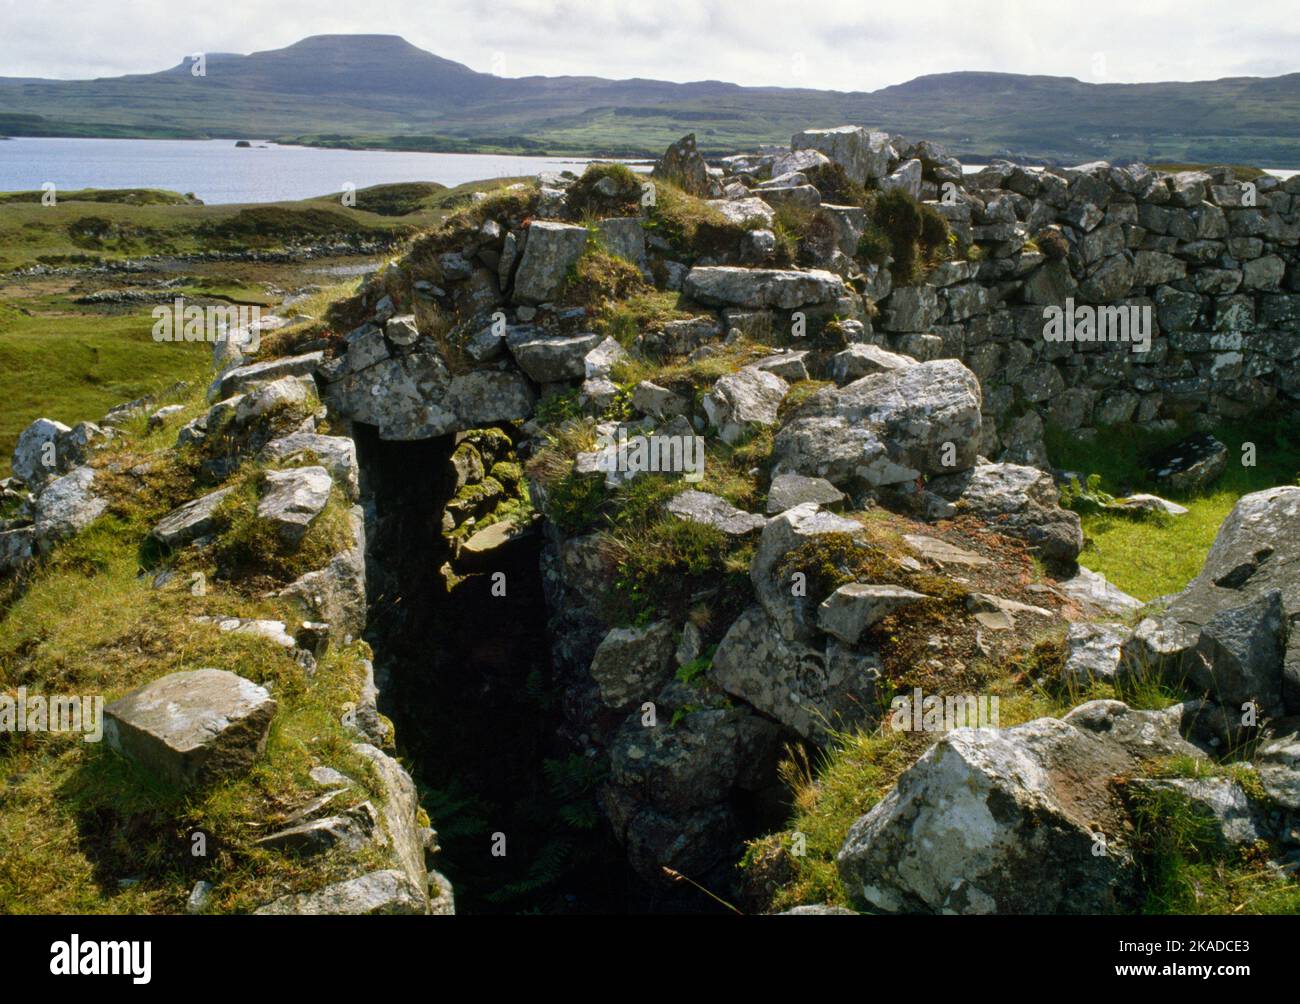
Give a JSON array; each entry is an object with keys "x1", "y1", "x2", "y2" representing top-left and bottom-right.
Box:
[{"x1": 1, "y1": 0, "x2": 1295, "y2": 89}]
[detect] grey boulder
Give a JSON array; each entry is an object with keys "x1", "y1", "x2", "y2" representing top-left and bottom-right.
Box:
[
  {"x1": 104, "y1": 668, "x2": 277, "y2": 789},
  {"x1": 257, "y1": 466, "x2": 332, "y2": 545}
]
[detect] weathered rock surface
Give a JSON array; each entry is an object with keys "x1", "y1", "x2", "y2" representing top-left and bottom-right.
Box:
[
  {"x1": 278, "y1": 506, "x2": 367, "y2": 642},
  {"x1": 104, "y1": 668, "x2": 277, "y2": 789},
  {"x1": 1149, "y1": 433, "x2": 1228, "y2": 493},
  {"x1": 257, "y1": 466, "x2": 332, "y2": 544},
  {"x1": 1062, "y1": 621, "x2": 1126, "y2": 684},
  {"x1": 253, "y1": 869, "x2": 429, "y2": 916},
  {"x1": 513, "y1": 221, "x2": 589, "y2": 303},
  {"x1": 703, "y1": 367, "x2": 788, "y2": 445},
  {"x1": 837, "y1": 700, "x2": 1209, "y2": 914},
  {"x1": 750, "y1": 502, "x2": 863, "y2": 641},
  {"x1": 1125, "y1": 776, "x2": 1268, "y2": 849},
  {"x1": 214, "y1": 351, "x2": 323, "y2": 401},
  {"x1": 711, "y1": 605, "x2": 880, "y2": 743},
  {"x1": 652, "y1": 133, "x2": 712, "y2": 197},
  {"x1": 684, "y1": 267, "x2": 848, "y2": 309},
  {"x1": 12, "y1": 418, "x2": 70, "y2": 487},
  {"x1": 510, "y1": 332, "x2": 603, "y2": 383},
  {"x1": 32, "y1": 466, "x2": 107, "y2": 548},
  {"x1": 817, "y1": 583, "x2": 929, "y2": 645},
  {"x1": 774, "y1": 359, "x2": 982, "y2": 487},
  {"x1": 831, "y1": 344, "x2": 915, "y2": 384},
  {"x1": 261, "y1": 432, "x2": 360, "y2": 501},
  {"x1": 793, "y1": 126, "x2": 894, "y2": 184},
  {"x1": 930, "y1": 462, "x2": 1083, "y2": 562},
  {"x1": 1128, "y1": 487, "x2": 1299, "y2": 713},
  {"x1": 151, "y1": 486, "x2": 233, "y2": 548},
  {"x1": 589, "y1": 621, "x2": 677, "y2": 708},
  {"x1": 666, "y1": 490, "x2": 766, "y2": 536},
  {"x1": 765, "y1": 472, "x2": 845, "y2": 515}
]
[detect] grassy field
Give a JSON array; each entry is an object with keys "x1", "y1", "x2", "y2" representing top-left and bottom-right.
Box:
[
  {"x1": 0, "y1": 295, "x2": 211, "y2": 469},
  {"x1": 1046, "y1": 415, "x2": 1300, "y2": 601},
  {"x1": 0, "y1": 376, "x2": 389, "y2": 913},
  {"x1": 0, "y1": 179, "x2": 534, "y2": 472},
  {"x1": 0, "y1": 180, "x2": 522, "y2": 273}
]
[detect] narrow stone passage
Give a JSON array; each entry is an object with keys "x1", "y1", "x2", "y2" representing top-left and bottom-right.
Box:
[{"x1": 351, "y1": 424, "x2": 649, "y2": 913}]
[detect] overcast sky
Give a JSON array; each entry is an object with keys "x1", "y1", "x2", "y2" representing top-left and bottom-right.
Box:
[{"x1": 3, "y1": 0, "x2": 1296, "y2": 89}]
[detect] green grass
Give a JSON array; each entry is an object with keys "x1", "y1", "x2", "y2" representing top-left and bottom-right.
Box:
[
  {"x1": 1128, "y1": 759, "x2": 1300, "y2": 915},
  {"x1": 0, "y1": 298, "x2": 211, "y2": 473},
  {"x1": 1148, "y1": 163, "x2": 1267, "y2": 181},
  {"x1": 0, "y1": 400, "x2": 391, "y2": 913},
  {"x1": 0, "y1": 179, "x2": 513, "y2": 272},
  {"x1": 0, "y1": 188, "x2": 201, "y2": 207},
  {"x1": 1045, "y1": 414, "x2": 1300, "y2": 600}
]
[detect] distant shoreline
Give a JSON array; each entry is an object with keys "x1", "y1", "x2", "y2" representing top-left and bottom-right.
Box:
[{"x1": 2, "y1": 134, "x2": 1296, "y2": 179}]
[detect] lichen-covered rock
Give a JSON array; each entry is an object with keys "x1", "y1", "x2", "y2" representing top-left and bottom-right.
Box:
[
  {"x1": 584, "y1": 336, "x2": 629, "y2": 380},
  {"x1": 509, "y1": 332, "x2": 603, "y2": 383},
  {"x1": 445, "y1": 370, "x2": 536, "y2": 426},
  {"x1": 684, "y1": 266, "x2": 848, "y2": 309},
  {"x1": 831, "y1": 344, "x2": 915, "y2": 384},
  {"x1": 1187, "y1": 588, "x2": 1288, "y2": 717},
  {"x1": 792, "y1": 126, "x2": 894, "y2": 184},
  {"x1": 710, "y1": 605, "x2": 880, "y2": 744},
  {"x1": 261, "y1": 432, "x2": 360, "y2": 501},
  {"x1": 232, "y1": 375, "x2": 317, "y2": 428},
  {"x1": 631, "y1": 381, "x2": 688, "y2": 420},
  {"x1": 32, "y1": 466, "x2": 107, "y2": 549},
  {"x1": 750, "y1": 502, "x2": 864, "y2": 641},
  {"x1": 213, "y1": 350, "x2": 324, "y2": 402},
  {"x1": 278, "y1": 506, "x2": 367, "y2": 643},
  {"x1": 753, "y1": 350, "x2": 810, "y2": 382},
  {"x1": 929, "y1": 462, "x2": 1083, "y2": 562},
  {"x1": 836, "y1": 700, "x2": 1210, "y2": 914},
  {"x1": 151, "y1": 486, "x2": 234, "y2": 549},
  {"x1": 773, "y1": 359, "x2": 982, "y2": 487},
  {"x1": 666, "y1": 490, "x2": 766, "y2": 536},
  {"x1": 765, "y1": 472, "x2": 845, "y2": 515},
  {"x1": 817, "y1": 583, "x2": 929, "y2": 645},
  {"x1": 256, "y1": 466, "x2": 332, "y2": 544},
  {"x1": 881, "y1": 286, "x2": 941, "y2": 332},
  {"x1": 1255, "y1": 728, "x2": 1300, "y2": 811},
  {"x1": 609, "y1": 705, "x2": 779, "y2": 814},
  {"x1": 353, "y1": 742, "x2": 444, "y2": 909},
  {"x1": 12, "y1": 417, "x2": 71, "y2": 487},
  {"x1": 706, "y1": 197, "x2": 775, "y2": 227},
  {"x1": 588, "y1": 621, "x2": 676, "y2": 709},
  {"x1": 880, "y1": 158, "x2": 922, "y2": 199},
  {"x1": 1136, "y1": 487, "x2": 1300, "y2": 713},
  {"x1": 1057, "y1": 566, "x2": 1143, "y2": 617},
  {"x1": 597, "y1": 217, "x2": 649, "y2": 270},
  {"x1": 512, "y1": 221, "x2": 590, "y2": 303},
  {"x1": 703, "y1": 367, "x2": 788, "y2": 445},
  {"x1": 637, "y1": 316, "x2": 723, "y2": 356},
  {"x1": 1062, "y1": 621, "x2": 1126, "y2": 684},
  {"x1": 1149, "y1": 433, "x2": 1228, "y2": 493},
  {"x1": 1125, "y1": 776, "x2": 1269, "y2": 849},
  {"x1": 651, "y1": 133, "x2": 712, "y2": 197},
  {"x1": 104, "y1": 668, "x2": 277, "y2": 789},
  {"x1": 253, "y1": 869, "x2": 428, "y2": 916},
  {"x1": 322, "y1": 339, "x2": 456, "y2": 440},
  {"x1": 0, "y1": 527, "x2": 35, "y2": 575}
]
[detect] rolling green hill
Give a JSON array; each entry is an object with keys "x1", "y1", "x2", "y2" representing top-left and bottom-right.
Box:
[{"x1": 1, "y1": 34, "x2": 1298, "y2": 164}]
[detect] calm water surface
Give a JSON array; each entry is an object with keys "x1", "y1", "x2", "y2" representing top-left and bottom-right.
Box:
[
  {"x1": 0, "y1": 137, "x2": 1291, "y2": 205},
  {"x1": 0, "y1": 137, "x2": 626, "y2": 204}
]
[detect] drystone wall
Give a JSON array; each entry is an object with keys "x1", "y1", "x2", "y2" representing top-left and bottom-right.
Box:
[{"x1": 749, "y1": 128, "x2": 1300, "y2": 468}]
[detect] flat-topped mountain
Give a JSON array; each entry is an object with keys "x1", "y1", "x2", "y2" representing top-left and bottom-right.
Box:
[{"x1": 1, "y1": 33, "x2": 1299, "y2": 163}]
